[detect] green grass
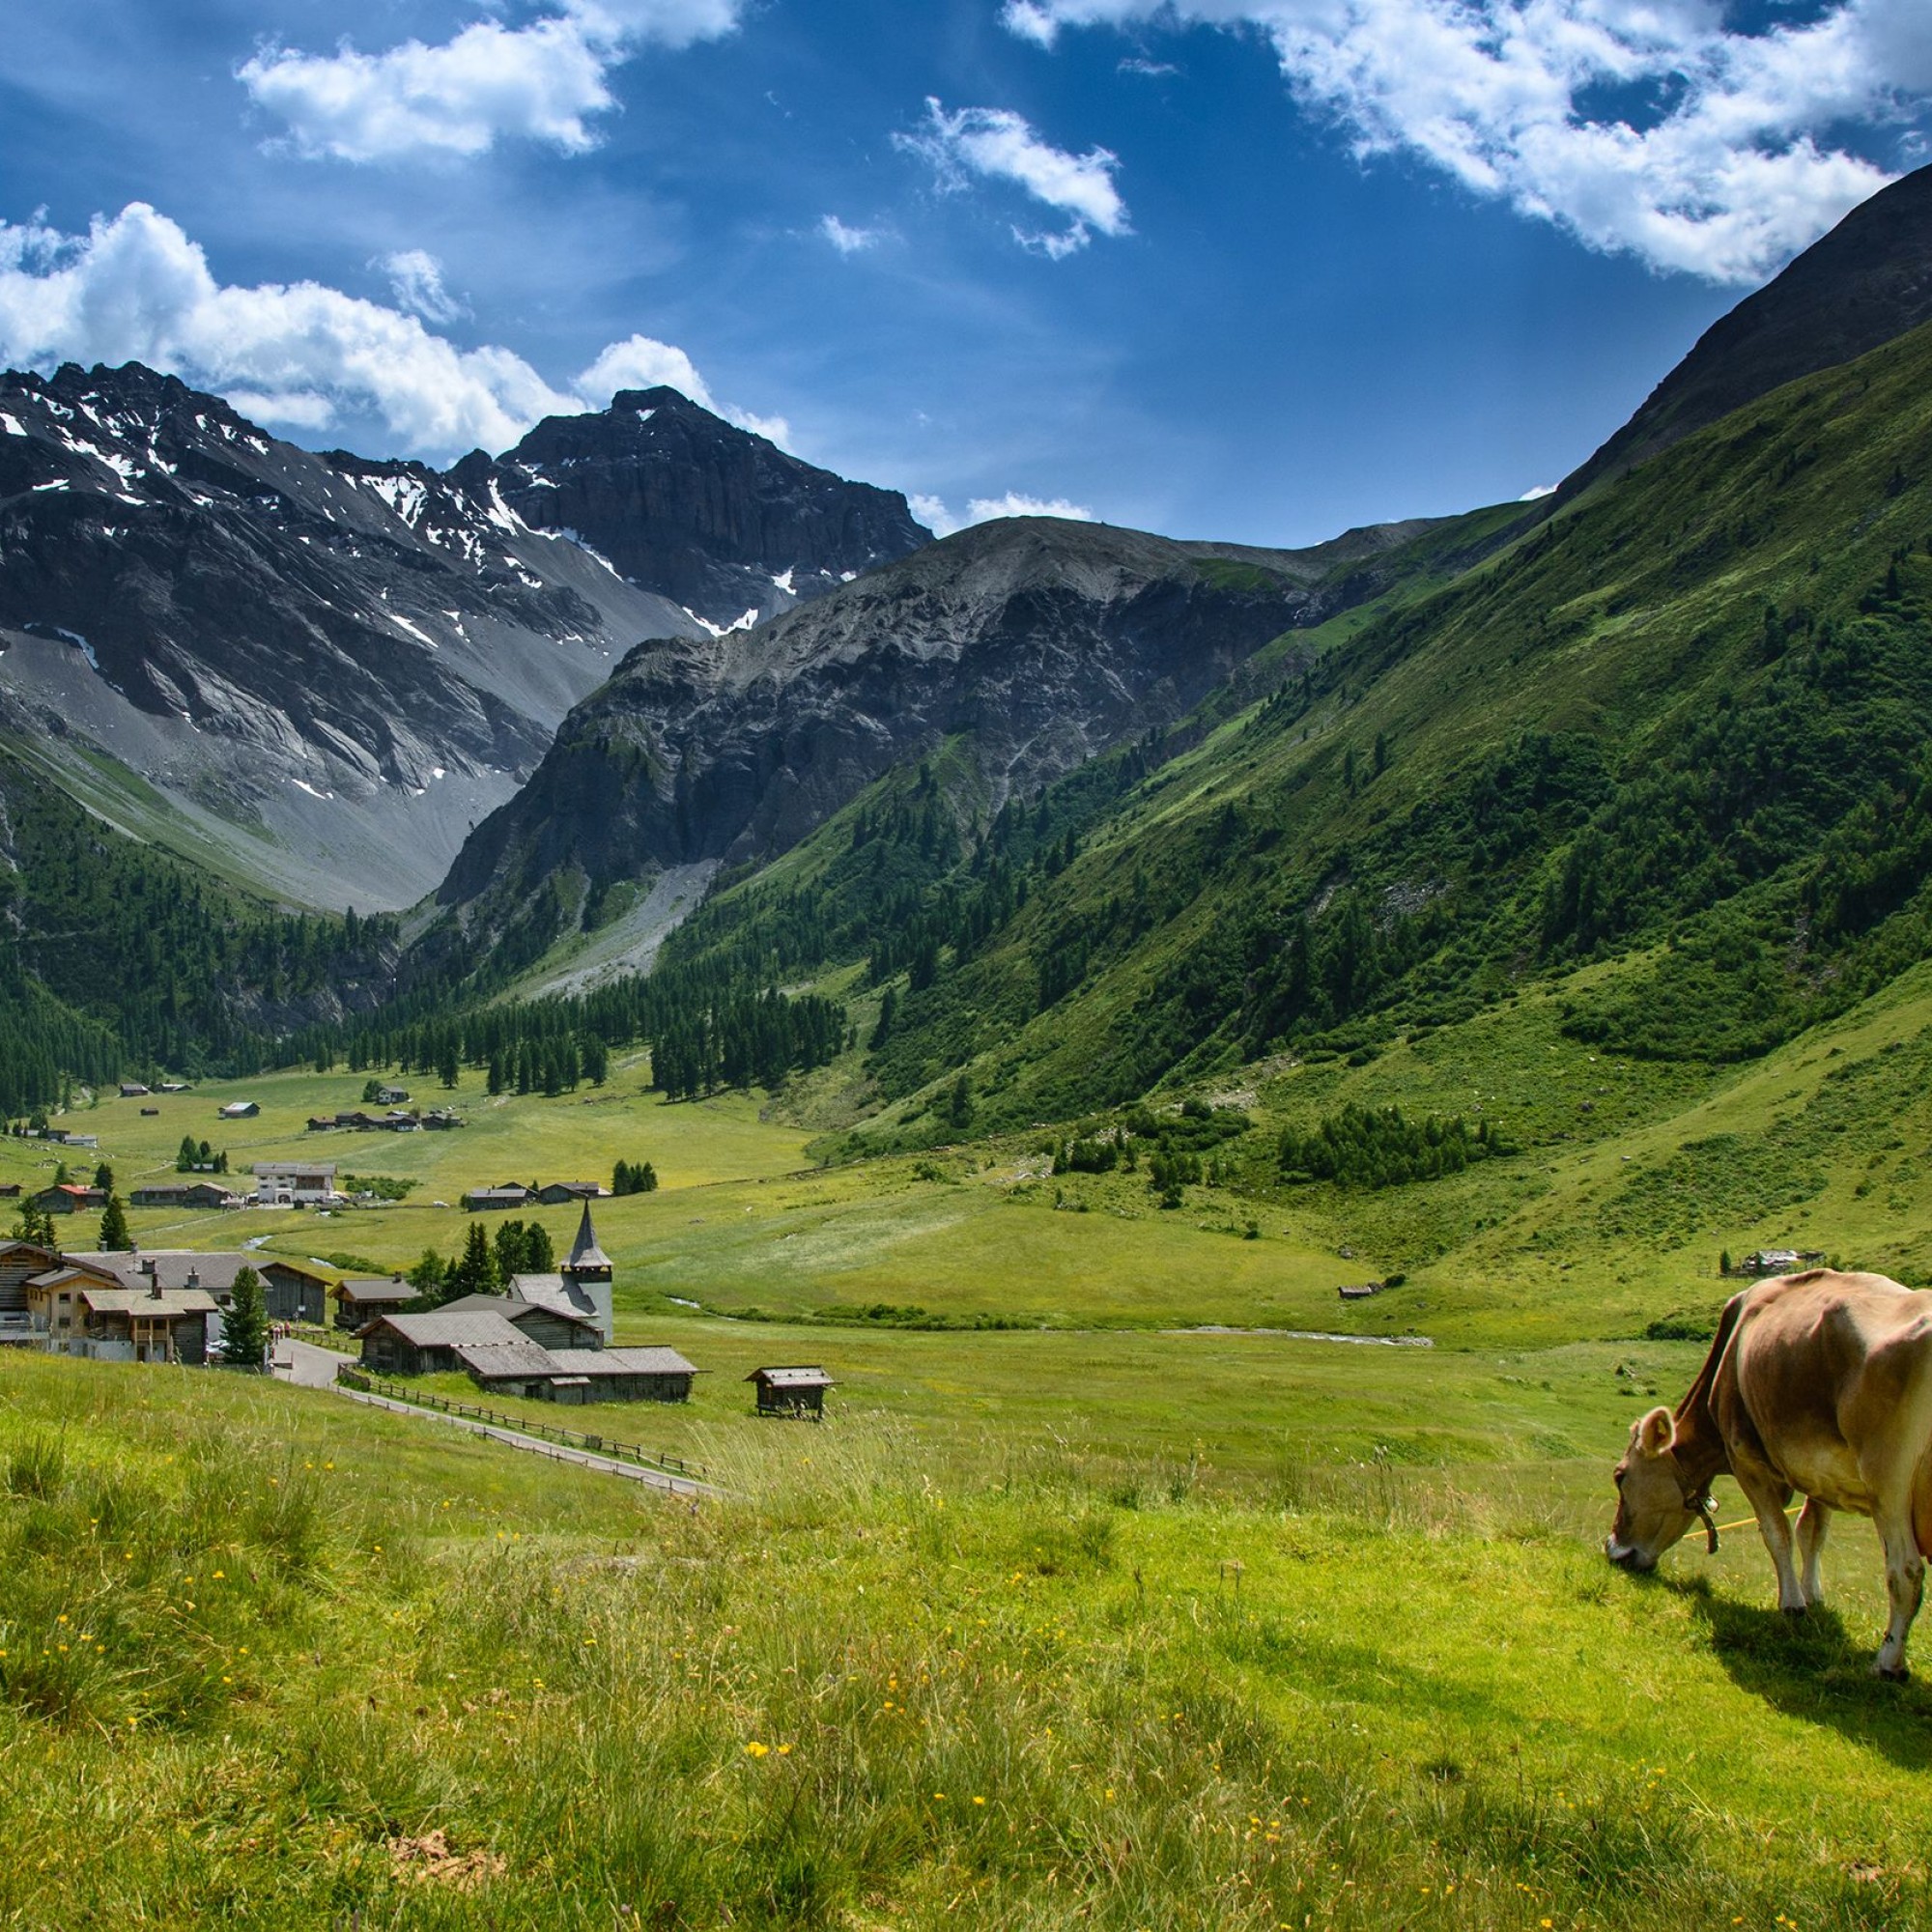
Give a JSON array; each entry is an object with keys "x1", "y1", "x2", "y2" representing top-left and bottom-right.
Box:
[{"x1": 4, "y1": 1348, "x2": 1930, "y2": 1929}]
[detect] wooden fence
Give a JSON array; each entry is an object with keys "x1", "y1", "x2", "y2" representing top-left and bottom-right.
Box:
[{"x1": 335, "y1": 1368, "x2": 705, "y2": 1481}]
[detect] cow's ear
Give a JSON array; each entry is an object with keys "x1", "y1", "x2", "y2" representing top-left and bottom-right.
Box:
[{"x1": 1636, "y1": 1406, "x2": 1674, "y2": 1457}]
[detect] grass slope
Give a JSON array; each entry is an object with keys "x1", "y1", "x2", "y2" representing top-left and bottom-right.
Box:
[{"x1": 4, "y1": 1346, "x2": 1931, "y2": 1928}]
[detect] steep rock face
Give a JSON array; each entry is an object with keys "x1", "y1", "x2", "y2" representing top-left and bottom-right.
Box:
[
  {"x1": 460, "y1": 386, "x2": 930, "y2": 630},
  {"x1": 1562, "y1": 162, "x2": 1932, "y2": 499},
  {"x1": 439, "y1": 512, "x2": 1445, "y2": 924},
  {"x1": 0, "y1": 363, "x2": 927, "y2": 910}
]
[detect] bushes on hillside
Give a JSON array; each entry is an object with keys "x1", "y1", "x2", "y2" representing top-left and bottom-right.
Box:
[{"x1": 1278, "y1": 1103, "x2": 1508, "y2": 1190}]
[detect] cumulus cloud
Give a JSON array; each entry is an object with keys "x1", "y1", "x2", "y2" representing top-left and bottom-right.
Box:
[
  {"x1": 967, "y1": 491, "x2": 1097, "y2": 523},
  {"x1": 0, "y1": 202, "x2": 773, "y2": 460},
  {"x1": 240, "y1": 0, "x2": 744, "y2": 162},
  {"x1": 895, "y1": 99, "x2": 1129, "y2": 257},
  {"x1": 381, "y1": 248, "x2": 466, "y2": 323},
  {"x1": 820, "y1": 214, "x2": 883, "y2": 255},
  {"x1": 1000, "y1": 0, "x2": 1930, "y2": 283},
  {"x1": 577, "y1": 332, "x2": 720, "y2": 411},
  {"x1": 911, "y1": 490, "x2": 1096, "y2": 533}
]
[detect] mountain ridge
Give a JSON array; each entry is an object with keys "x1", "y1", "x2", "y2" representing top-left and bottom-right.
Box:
[{"x1": 0, "y1": 361, "x2": 925, "y2": 910}]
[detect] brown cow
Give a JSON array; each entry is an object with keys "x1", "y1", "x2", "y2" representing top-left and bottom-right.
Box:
[{"x1": 1607, "y1": 1269, "x2": 1932, "y2": 1679}]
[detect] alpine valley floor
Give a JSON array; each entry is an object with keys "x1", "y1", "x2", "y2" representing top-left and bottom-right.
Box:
[{"x1": 7, "y1": 947, "x2": 1932, "y2": 1923}]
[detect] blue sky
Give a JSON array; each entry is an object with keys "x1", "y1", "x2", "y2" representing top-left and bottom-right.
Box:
[{"x1": 2, "y1": 0, "x2": 1928, "y2": 546}]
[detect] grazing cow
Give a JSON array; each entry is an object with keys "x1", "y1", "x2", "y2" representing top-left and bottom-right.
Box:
[{"x1": 1606, "y1": 1269, "x2": 1932, "y2": 1680}]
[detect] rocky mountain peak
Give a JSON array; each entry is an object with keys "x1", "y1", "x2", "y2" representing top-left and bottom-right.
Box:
[{"x1": 1561, "y1": 161, "x2": 1932, "y2": 499}]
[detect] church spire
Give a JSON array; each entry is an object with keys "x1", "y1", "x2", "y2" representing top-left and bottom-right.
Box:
[{"x1": 565, "y1": 1199, "x2": 611, "y2": 1277}]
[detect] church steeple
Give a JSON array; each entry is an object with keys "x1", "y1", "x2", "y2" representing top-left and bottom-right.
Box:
[
  {"x1": 564, "y1": 1201, "x2": 611, "y2": 1282},
  {"x1": 561, "y1": 1200, "x2": 614, "y2": 1346}
]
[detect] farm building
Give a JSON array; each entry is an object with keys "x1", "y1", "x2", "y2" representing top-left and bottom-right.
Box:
[
  {"x1": 119, "y1": 1082, "x2": 151, "y2": 1097},
  {"x1": 465, "y1": 1182, "x2": 535, "y2": 1210},
  {"x1": 748, "y1": 1366, "x2": 833, "y2": 1416},
  {"x1": 128, "y1": 1181, "x2": 245, "y2": 1210},
  {"x1": 535, "y1": 1180, "x2": 607, "y2": 1206},
  {"x1": 252, "y1": 1161, "x2": 338, "y2": 1206},
  {"x1": 218, "y1": 1101, "x2": 260, "y2": 1120},
  {"x1": 356, "y1": 1309, "x2": 528, "y2": 1377},
  {"x1": 458, "y1": 1343, "x2": 699, "y2": 1406},
  {"x1": 32, "y1": 1184, "x2": 107, "y2": 1215},
  {"x1": 435, "y1": 1292, "x2": 602, "y2": 1351},
  {"x1": 333, "y1": 1276, "x2": 417, "y2": 1329}
]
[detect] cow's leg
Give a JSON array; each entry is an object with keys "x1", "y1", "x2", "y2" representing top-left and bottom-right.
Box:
[
  {"x1": 1794, "y1": 1496, "x2": 1832, "y2": 1608},
  {"x1": 1732, "y1": 1462, "x2": 1804, "y2": 1612},
  {"x1": 1874, "y1": 1512, "x2": 1924, "y2": 1681}
]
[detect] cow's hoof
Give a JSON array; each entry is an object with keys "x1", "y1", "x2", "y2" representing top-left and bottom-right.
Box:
[
  {"x1": 1780, "y1": 1605, "x2": 1808, "y2": 1621},
  {"x1": 1874, "y1": 1662, "x2": 1911, "y2": 1683}
]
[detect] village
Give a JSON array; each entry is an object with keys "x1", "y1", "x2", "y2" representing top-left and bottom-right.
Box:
[{"x1": 0, "y1": 1187, "x2": 831, "y2": 1418}]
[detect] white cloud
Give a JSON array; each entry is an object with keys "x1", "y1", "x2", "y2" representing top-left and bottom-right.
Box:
[
  {"x1": 966, "y1": 492, "x2": 1097, "y2": 523},
  {"x1": 895, "y1": 99, "x2": 1129, "y2": 257},
  {"x1": 577, "y1": 332, "x2": 720, "y2": 412},
  {"x1": 909, "y1": 492, "x2": 959, "y2": 535},
  {"x1": 0, "y1": 202, "x2": 780, "y2": 461},
  {"x1": 820, "y1": 214, "x2": 883, "y2": 255},
  {"x1": 381, "y1": 248, "x2": 466, "y2": 323},
  {"x1": 1001, "y1": 0, "x2": 1930, "y2": 283},
  {"x1": 239, "y1": 0, "x2": 745, "y2": 163},
  {"x1": 1519, "y1": 481, "x2": 1557, "y2": 500},
  {"x1": 912, "y1": 490, "x2": 1096, "y2": 532}
]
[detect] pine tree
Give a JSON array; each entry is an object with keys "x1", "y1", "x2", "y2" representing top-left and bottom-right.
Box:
[
  {"x1": 220, "y1": 1265, "x2": 269, "y2": 1368},
  {"x1": 93, "y1": 1160, "x2": 115, "y2": 1192},
  {"x1": 97, "y1": 1193, "x2": 129, "y2": 1251},
  {"x1": 449, "y1": 1223, "x2": 498, "y2": 1298},
  {"x1": 177, "y1": 1133, "x2": 200, "y2": 1173},
  {"x1": 13, "y1": 1198, "x2": 55, "y2": 1249}
]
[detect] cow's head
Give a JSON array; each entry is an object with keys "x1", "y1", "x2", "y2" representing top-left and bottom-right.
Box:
[{"x1": 1606, "y1": 1406, "x2": 1713, "y2": 1571}]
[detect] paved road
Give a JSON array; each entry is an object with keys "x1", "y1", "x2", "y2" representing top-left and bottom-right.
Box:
[
  {"x1": 272, "y1": 1337, "x2": 348, "y2": 1387},
  {"x1": 270, "y1": 1338, "x2": 719, "y2": 1498}
]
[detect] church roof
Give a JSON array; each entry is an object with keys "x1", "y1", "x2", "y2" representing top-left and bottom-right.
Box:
[{"x1": 566, "y1": 1201, "x2": 611, "y2": 1272}]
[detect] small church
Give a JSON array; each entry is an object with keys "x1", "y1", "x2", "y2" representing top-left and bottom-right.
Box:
[
  {"x1": 504, "y1": 1200, "x2": 614, "y2": 1344},
  {"x1": 354, "y1": 1203, "x2": 699, "y2": 1403}
]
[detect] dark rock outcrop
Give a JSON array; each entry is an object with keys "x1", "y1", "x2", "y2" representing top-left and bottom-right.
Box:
[
  {"x1": 1561, "y1": 162, "x2": 1932, "y2": 500},
  {"x1": 439, "y1": 511, "x2": 1446, "y2": 924},
  {"x1": 463, "y1": 386, "x2": 930, "y2": 629}
]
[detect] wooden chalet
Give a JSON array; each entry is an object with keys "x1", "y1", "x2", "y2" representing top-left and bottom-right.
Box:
[
  {"x1": 535, "y1": 1180, "x2": 606, "y2": 1206},
  {"x1": 92, "y1": 1250, "x2": 334, "y2": 1325},
  {"x1": 333, "y1": 1276, "x2": 417, "y2": 1329},
  {"x1": 21, "y1": 1261, "x2": 218, "y2": 1362},
  {"x1": 435, "y1": 1291, "x2": 601, "y2": 1351},
  {"x1": 464, "y1": 1182, "x2": 535, "y2": 1210},
  {"x1": 747, "y1": 1366, "x2": 833, "y2": 1416},
  {"x1": 458, "y1": 1343, "x2": 699, "y2": 1406},
  {"x1": 128, "y1": 1181, "x2": 245, "y2": 1210},
  {"x1": 32, "y1": 1183, "x2": 107, "y2": 1215},
  {"x1": 0, "y1": 1240, "x2": 110, "y2": 1345},
  {"x1": 357, "y1": 1309, "x2": 528, "y2": 1377}
]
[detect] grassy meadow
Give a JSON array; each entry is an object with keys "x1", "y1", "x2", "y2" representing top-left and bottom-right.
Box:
[
  {"x1": 11, "y1": 945, "x2": 1932, "y2": 1922},
  {"x1": 3, "y1": 1350, "x2": 1931, "y2": 1930}
]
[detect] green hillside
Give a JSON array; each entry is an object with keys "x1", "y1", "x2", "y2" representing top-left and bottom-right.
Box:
[{"x1": 623, "y1": 318, "x2": 1932, "y2": 1156}]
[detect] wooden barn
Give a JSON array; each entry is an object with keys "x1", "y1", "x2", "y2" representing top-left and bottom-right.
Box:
[{"x1": 747, "y1": 1366, "x2": 833, "y2": 1416}]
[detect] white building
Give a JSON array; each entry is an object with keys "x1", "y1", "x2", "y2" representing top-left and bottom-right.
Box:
[{"x1": 252, "y1": 1161, "x2": 339, "y2": 1207}]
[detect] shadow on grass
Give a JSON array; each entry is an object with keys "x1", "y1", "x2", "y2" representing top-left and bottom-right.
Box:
[{"x1": 1662, "y1": 1575, "x2": 1932, "y2": 1769}]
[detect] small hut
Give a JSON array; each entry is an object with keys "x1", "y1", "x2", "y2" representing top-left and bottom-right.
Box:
[{"x1": 747, "y1": 1366, "x2": 833, "y2": 1417}]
